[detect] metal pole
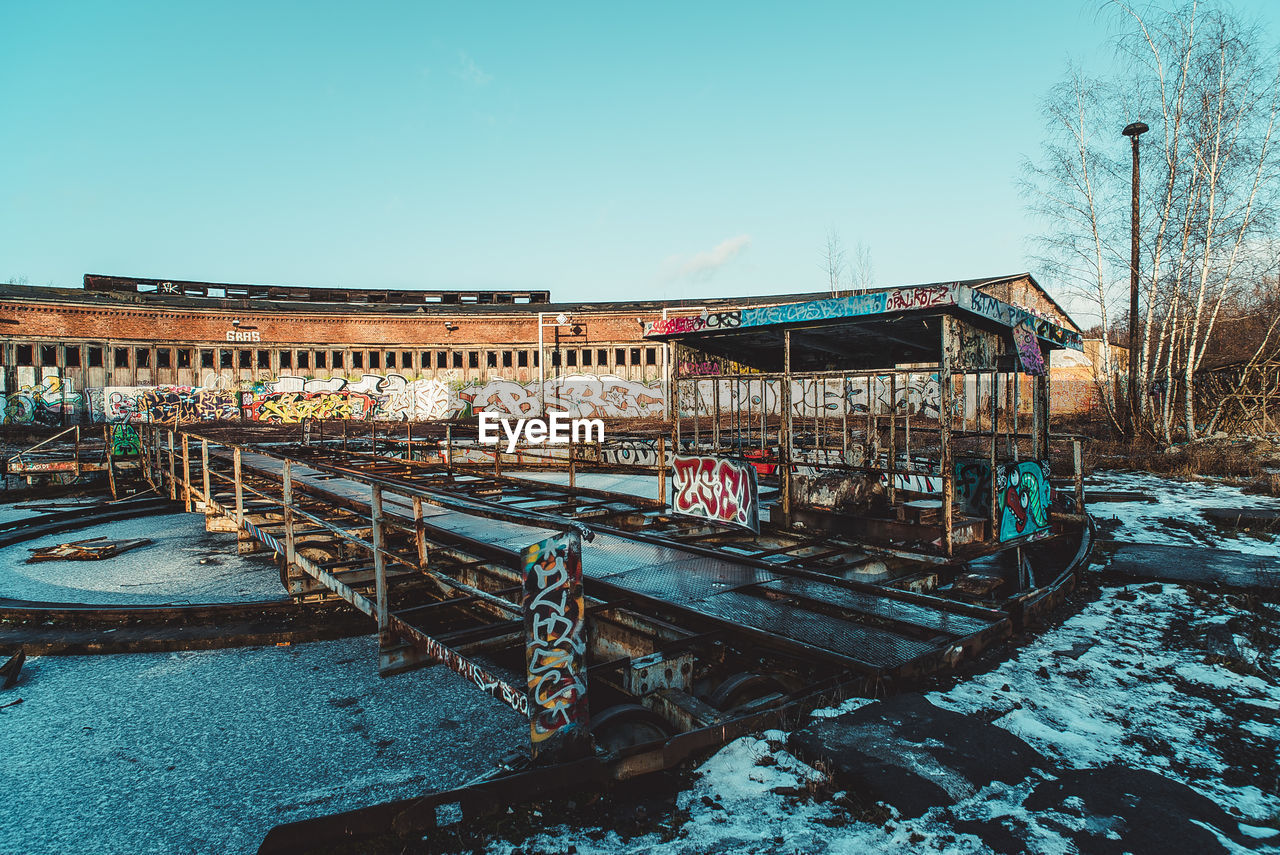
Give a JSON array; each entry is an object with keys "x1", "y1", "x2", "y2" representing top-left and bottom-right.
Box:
[
  {"x1": 372, "y1": 485, "x2": 388, "y2": 643},
  {"x1": 283, "y1": 458, "x2": 296, "y2": 568},
  {"x1": 781, "y1": 330, "x2": 793, "y2": 528},
  {"x1": 413, "y1": 495, "x2": 428, "y2": 569},
  {"x1": 1123, "y1": 121, "x2": 1149, "y2": 430},
  {"x1": 181, "y1": 433, "x2": 191, "y2": 512},
  {"x1": 201, "y1": 438, "x2": 211, "y2": 506},
  {"x1": 657, "y1": 434, "x2": 666, "y2": 506},
  {"x1": 233, "y1": 446, "x2": 244, "y2": 526}
]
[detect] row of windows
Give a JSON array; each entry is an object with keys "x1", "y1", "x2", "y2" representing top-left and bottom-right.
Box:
[{"x1": 6, "y1": 344, "x2": 661, "y2": 372}]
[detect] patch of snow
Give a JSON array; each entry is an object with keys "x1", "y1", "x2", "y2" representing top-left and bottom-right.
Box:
[{"x1": 0, "y1": 511, "x2": 284, "y2": 604}]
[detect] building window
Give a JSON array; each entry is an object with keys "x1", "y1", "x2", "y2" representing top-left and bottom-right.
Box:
[
  {"x1": 486, "y1": 351, "x2": 497, "y2": 368},
  {"x1": 384, "y1": 351, "x2": 395, "y2": 369},
  {"x1": 468, "y1": 351, "x2": 479, "y2": 369},
  {"x1": 257, "y1": 350, "x2": 269, "y2": 369},
  {"x1": 65, "y1": 346, "x2": 82, "y2": 368},
  {"x1": 518, "y1": 350, "x2": 528, "y2": 368},
  {"x1": 352, "y1": 351, "x2": 364, "y2": 369},
  {"x1": 40, "y1": 344, "x2": 58, "y2": 366},
  {"x1": 220, "y1": 350, "x2": 233, "y2": 369},
  {"x1": 315, "y1": 351, "x2": 327, "y2": 369},
  {"x1": 156, "y1": 348, "x2": 172, "y2": 369},
  {"x1": 551, "y1": 350, "x2": 561, "y2": 367},
  {"x1": 452, "y1": 352, "x2": 463, "y2": 368},
  {"x1": 437, "y1": 351, "x2": 448, "y2": 369},
  {"x1": 630, "y1": 348, "x2": 641, "y2": 365},
  {"x1": 176, "y1": 349, "x2": 192, "y2": 369},
  {"x1": 368, "y1": 351, "x2": 380, "y2": 369},
  {"x1": 298, "y1": 351, "x2": 310, "y2": 370},
  {"x1": 114, "y1": 348, "x2": 130, "y2": 368},
  {"x1": 332, "y1": 351, "x2": 344, "y2": 369},
  {"x1": 421, "y1": 351, "x2": 431, "y2": 369},
  {"x1": 136, "y1": 348, "x2": 151, "y2": 368},
  {"x1": 532, "y1": 350, "x2": 539, "y2": 367},
  {"x1": 502, "y1": 350, "x2": 513, "y2": 368},
  {"x1": 597, "y1": 348, "x2": 608, "y2": 366},
  {"x1": 402, "y1": 351, "x2": 413, "y2": 369},
  {"x1": 646, "y1": 347, "x2": 657, "y2": 366},
  {"x1": 581, "y1": 349, "x2": 592, "y2": 367},
  {"x1": 88, "y1": 347, "x2": 104, "y2": 368},
  {"x1": 200, "y1": 349, "x2": 214, "y2": 369},
  {"x1": 238, "y1": 350, "x2": 251, "y2": 369},
  {"x1": 566, "y1": 350, "x2": 577, "y2": 367},
  {"x1": 615, "y1": 347, "x2": 626, "y2": 366},
  {"x1": 280, "y1": 351, "x2": 292, "y2": 370}
]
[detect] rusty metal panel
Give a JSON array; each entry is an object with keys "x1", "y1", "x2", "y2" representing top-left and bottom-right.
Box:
[{"x1": 521, "y1": 530, "x2": 590, "y2": 761}]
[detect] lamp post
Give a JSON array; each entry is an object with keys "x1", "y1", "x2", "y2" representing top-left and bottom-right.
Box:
[{"x1": 1122, "y1": 120, "x2": 1149, "y2": 433}]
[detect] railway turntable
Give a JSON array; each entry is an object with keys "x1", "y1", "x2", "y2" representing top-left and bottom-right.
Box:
[{"x1": 136, "y1": 282, "x2": 1093, "y2": 849}]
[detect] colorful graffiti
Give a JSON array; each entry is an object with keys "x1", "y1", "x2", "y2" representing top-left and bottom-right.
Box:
[
  {"x1": 997, "y1": 459, "x2": 1052, "y2": 542},
  {"x1": 521, "y1": 530, "x2": 590, "y2": 759},
  {"x1": 680, "y1": 374, "x2": 941, "y2": 420},
  {"x1": 1, "y1": 376, "x2": 82, "y2": 425},
  {"x1": 647, "y1": 284, "x2": 1084, "y2": 353},
  {"x1": 1011, "y1": 323, "x2": 1047, "y2": 376},
  {"x1": 671, "y1": 454, "x2": 760, "y2": 532},
  {"x1": 108, "y1": 424, "x2": 141, "y2": 456},
  {"x1": 244, "y1": 390, "x2": 375, "y2": 423},
  {"x1": 87, "y1": 386, "x2": 239, "y2": 424}
]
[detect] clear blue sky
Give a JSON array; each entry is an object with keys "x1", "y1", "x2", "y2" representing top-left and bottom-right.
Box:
[{"x1": 1, "y1": 1, "x2": 1275, "y2": 312}]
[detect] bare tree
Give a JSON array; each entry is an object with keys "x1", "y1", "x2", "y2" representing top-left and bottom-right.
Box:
[
  {"x1": 1026, "y1": 0, "x2": 1280, "y2": 441},
  {"x1": 850, "y1": 241, "x2": 875, "y2": 290},
  {"x1": 822, "y1": 228, "x2": 846, "y2": 296}
]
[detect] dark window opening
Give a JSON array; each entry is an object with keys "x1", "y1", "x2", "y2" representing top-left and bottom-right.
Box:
[
  {"x1": 402, "y1": 352, "x2": 413, "y2": 369},
  {"x1": 385, "y1": 351, "x2": 395, "y2": 369},
  {"x1": 486, "y1": 351, "x2": 497, "y2": 368},
  {"x1": 518, "y1": 351, "x2": 528, "y2": 367},
  {"x1": 437, "y1": 351, "x2": 448, "y2": 369},
  {"x1": 502, "y1": 350, "x2": 513, "y2": 368},
  {"x1": 176, "y1": 349, "x2": 192, "y2": 369},
  {"x1": 615, "y1": 348, "x2": 626, "y2": 366},
  {"x1": 40, "y1": 345, "x2": 58, "y2": 366},
  {"x1": 315, "y1": 351, "x2": 327, "y2": 369},
  {"x1": 646, "y1": 347, "x2": 657, "y2": 366},
  {"x1": 220, "y1": 350, "x2": 233, "y2": 368},
  {"x1": 567, "y1": 350, "x2": 577, "y2": 367},
  {"x1": 452, "y1": 352, "x2": 463, "y2": 368},
  {"x1": 368, "y1": 351, "x2": 380, "y2": 369},
  {"x1": 200, "y1": 349, "x2": 214, "y2": 369},
  {"x1": 136, "y1": 348, "x2": 150, "y2": 368},
  {"x1": 114, "y1": 348, "x2": 130, "y2": 368},
  {"x1": 551, "y1": 350, "x2": 561, "y2": 367},
  {"x1": 332, "y1": 351, "x2": 344, "y2": 369},
  {"x1": 65, "y1": 347, "x2": 82, "y2": 368},
  {"x1": 257, "y1": 350, "x2": 269, "y2": 369},
  {"x1": 352, "y1": 351, "x2": 364, "y2": 369},
  {"x1": 468, "y1": 351, "x2": 478, "y2": 369},
  {"x1": 630, "y1": 348, "x2": 641, "y2": 365},
  {"x1": 533, "y1": 351, "x2": 539, "y2": 367},
  {"x1": 298, "y1": 351, "x2": 310, "y2": 370},
  {"x1": 597, "y1": 348, "x2": 608, "y2": 366},
  {"x1": 89, "y1": 347, "x2": 104, "y2": 368},
  {"x1": 238, "y1": 350, "x2": 251, "y2": 369},
  {"x1": 280, "y1": 351, "x2": 292, "y2": 370},
  {"x1": 421, "y1": 351, "x2": 432, "y2": 369},
  {"x1": 581, "y1": 349, "x2": 592, "y2": 367},
  {"x1": 156, "y1": 348, "x2": 172, "y2": 369}
]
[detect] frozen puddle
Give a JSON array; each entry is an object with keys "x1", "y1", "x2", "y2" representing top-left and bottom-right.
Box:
[
  {"x1": 0, "y1": 636, "x2": 527, "y2": 855},
  {"x1": 0, "y1": 510, "x2": 285, "y2": 604}
]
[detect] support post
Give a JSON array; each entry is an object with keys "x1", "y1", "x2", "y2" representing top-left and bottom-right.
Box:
[
  {"x1": 105, "y1": 425, "x2": 118, "y2": 500},
  {"x1": 372, "y1": 485, "x2": 388, "y2": 646},
  {"x1": 201, "y1": 438, "x2": 211, "y2": 506},
  {"x1": 1073, "y1": 438, "x2": 1084, "y2": 514},
  {"x1": 283, "y1": 459, "x2": 296, "y2": 568},
  {"x1": 887, "y1": 374, "x2": 897, "y2": 505},
  {"x1": 989, "y1": 369, "x2": 1000, "y2": 539},
  {"x1": 657, "y1": 434, "x2": 666, "y2": 506},
  {"x1": 445, "y1": 423, "x2": 453, "y2": 473},
  {"x1": 167, "y1": 429, "x2": 176, "y2": 501},
  {"x1": 181, "y1": 433, "x2": 191, "y2": 512},
  {"x1": 233, "y1": 446, "x2": 244, "y2": 526},
  {"x1": 939, "y1": 327, "x2": 955, "y2": 558},
  {"x1": 413, "y1": 495, "x2": 428, "y2": 569},
  {"x1": 780, "y1": 330, "x2": 793, "y2": 528}
]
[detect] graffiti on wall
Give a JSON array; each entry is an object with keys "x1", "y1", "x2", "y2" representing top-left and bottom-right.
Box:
[
  {"x1": 997, "y1": 459, "x2": 1052, "y2": 542},
  {"x1": 108, "y1": 424, "x2": 141, "y2": 456},
  {"x1": 521, "y1": 530, "x2": 589, "y2": 759},
  {"x1": 671, "y1": 454, "x2": 760, "y2": 532},
  {"x1": 87, "y1": 386, "x2": 238, "y2": 424},
  {"x1": 679, "y1": 374, "x2": 941, "y2": 420},
  {"x1": 954, "y1": 459, "x2": 992, "y2": 516},
  {"x1": 1, "y1": 376, "x2": 83, "y2": 425},
  {"x1": 1011, "y1": 323, "x2": 1047, "y2": 376},
  {"x1": 244, "y1": 390, "x2": 375, "y2": 423},
  {"x1": 961, "y1": 289, "x2": 1083, "y2": 351},
  {"x1": 945, "y1": 316, "x2": 1002, "y2": 372}
]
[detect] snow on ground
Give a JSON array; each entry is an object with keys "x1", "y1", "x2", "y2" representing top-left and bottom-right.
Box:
[
  {"x1": 0, "y1": 636, "x2": 527, "y2": 855},
  {"x1": 1088, "y1": 470, "x2": 1280, "y2": 556},
  {"x1": 505, "y1": 470, "x2": 670, "y2": 503},
  {"x1": 0, "y1": 510, "x2": 285, "y2": 604},
  {"x1": 0, "y1": 496, "x2": 105, "y2": 526}
]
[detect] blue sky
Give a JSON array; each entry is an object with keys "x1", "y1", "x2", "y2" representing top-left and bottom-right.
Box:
[{"x1": 1, "y1": 2, "x2": 1275, "y2": 314}]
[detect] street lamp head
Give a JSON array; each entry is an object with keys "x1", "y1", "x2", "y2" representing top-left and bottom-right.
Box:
[{"x1": 1122, "y1": 121, "x2": 1150, "y2": 137}]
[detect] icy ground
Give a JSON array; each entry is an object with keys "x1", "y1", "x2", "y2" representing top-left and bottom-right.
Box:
[
  {"x1": 0, "y1": 509, "x2": 285, "y2": 604},
  {"x1": 1087, "y1": 470, "x2": 1280, "y2": 556},
  {"x1": 485, "y1": 471, "x2": 1280, "y2": 854},
  {"x1": 0, "y1": 636, "x2": 527, "y2": 855}
]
